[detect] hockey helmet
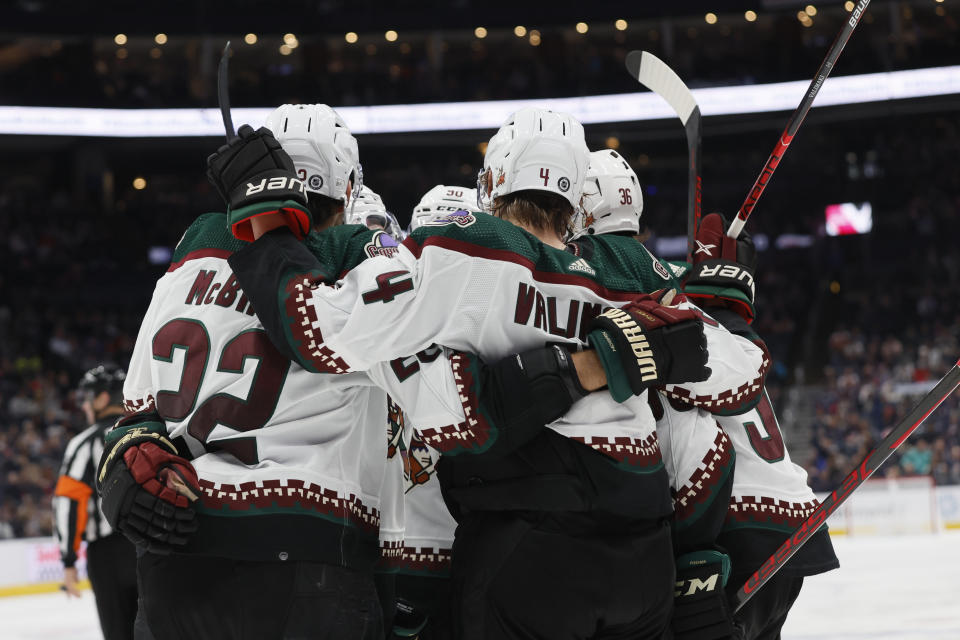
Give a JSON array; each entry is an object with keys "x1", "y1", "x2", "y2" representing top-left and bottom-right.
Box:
[
  {"x1": 410, "y1": 185, "x2": 478, "y2": 232},
  {"x1": 478, "y1": 107, "x2": 589, "y2": 211},
  {"x1": 571, "y1": 149, "x2": 644, "y2": 239},
  {"x1": 78, "y1": 364, "x2": 126, "y2": 405},
  {"x1": 264, "y1": 104, "x2": 362, "y2": 203}
]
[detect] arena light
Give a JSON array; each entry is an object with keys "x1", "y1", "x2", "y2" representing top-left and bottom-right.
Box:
[
  {"x1": 344, "y1": 32, "x2": 358, "y2": 44},
  {"x1": 154, "y1": 33, "x2": 168, "y2": 45},
  {"x1": 615, "y1": 19, "x2": 628, "y2": 31},
  {"x1": 745, "y1": 10, "x2": 758, "y2": 21},
  {"x1": 2, "y1": 65, "x2": 959, "y2": 137},
  {"x1": 244, "y1": 33, "x2": 258, "y2": 45},
  {"x1": 474, "y1": 27, "x2": 487, "y2": 39}
]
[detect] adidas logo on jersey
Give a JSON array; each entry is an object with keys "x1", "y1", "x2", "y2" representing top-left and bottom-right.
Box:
[{"x1": 568, "y1": 258, "x2": 596, "y2": 276}]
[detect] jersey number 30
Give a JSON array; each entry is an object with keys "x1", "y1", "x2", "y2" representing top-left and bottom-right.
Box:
[{"x1": 152, "y1": 318, "x2": 290, "y2": 464}]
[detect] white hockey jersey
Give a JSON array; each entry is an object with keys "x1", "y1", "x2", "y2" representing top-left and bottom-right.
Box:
[
  {"x1": 230, "y1": 211, "x2": 770, "y2": 525},
  {"x1": 122, "y1": 214, "x2": 414, "y2": 567}
]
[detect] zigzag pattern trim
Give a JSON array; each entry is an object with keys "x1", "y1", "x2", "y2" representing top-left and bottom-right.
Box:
[
  {"x1": 727, "y1": 495, "x2": 821, "y2": 528},
  {"x1": 284, "y1": 275, "x2": 352, "y2": 374},
  {"x1": 570, "y1": 432, "x2": 661, "y2": 467},
  {"x1": 672, "y1": 428, "x2": 733, "y2": 521},
  {"x1": 417, "y1": 352, "x2": 494, "y2": 454},
  {"x1": 663, "y1": 353, "x2": 771, "y2": 413},
  {"x1": 197, "y1": 477, "x2": 380, "y2": 535},
  {"x1": 123, "y1": 395, "x2": 155, "y2": 414}
]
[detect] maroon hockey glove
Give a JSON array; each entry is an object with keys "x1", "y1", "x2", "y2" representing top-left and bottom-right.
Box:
[
  {"x1": 683, "y1": 212, "x2": 757, "y2": 322},
  {"x1": 588, "y1": 290, "x2": 710, "y2": 402},
  {"x1": 97, "y1": 412, "x2": 201, "y2": 554},
  {"x1": 206, "y1": 124, "x2": 311, "y2": 242}
]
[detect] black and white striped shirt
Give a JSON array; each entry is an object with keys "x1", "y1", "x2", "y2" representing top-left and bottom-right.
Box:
[{"x1": 52, "y1": 418, "x2": 114, "y2": 567}]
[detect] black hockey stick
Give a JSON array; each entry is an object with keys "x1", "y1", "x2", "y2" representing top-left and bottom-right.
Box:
[
  {"x1": 217, "y1": 41, "x2": 236, "y2": 141},
  {"x1": 727, "y1": 0, "x2": 871, "y2": 239},
  {"x1": 625, "y1": 51, "x2": 701, "y2": 263},
  {"x1": 732, "y1": 357, "x2": 960, "y2": 612}
]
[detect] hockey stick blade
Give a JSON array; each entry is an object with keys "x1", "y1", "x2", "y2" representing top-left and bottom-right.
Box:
[
  {"x1": 625, "y1": 51, "x2": 702, "y2": 262},
  {"x1": 217, "y1": 41, "x2": 236, "y2": 142},
  {"x1": 625, "y1": 51, "x2": 697, "y2": 125},
  {"x1": 732, "y1": 357, "x2": 960, "y2": 612},
  {"x1": 728, "y1": 0, "x2": 872, "y2": 239}
]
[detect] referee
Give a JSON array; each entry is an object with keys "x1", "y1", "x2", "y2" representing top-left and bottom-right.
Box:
[{"x1": 53, "y1": 365, "x2": 138, "y2": 640}]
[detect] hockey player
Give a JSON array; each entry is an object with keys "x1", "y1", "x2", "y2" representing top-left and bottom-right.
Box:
[
  {"x1": 97, "y1": 105, "x2": 613, "y2": 640},
  {"x1": 409, "y1": 185, "x2": 478, "y2": 233},
  {"x1": 574, "y1": 149, "x2": 838, "y2": 639},
  {"x1": 346, "y1": 185, "x2": 406, "y2": 240},
  {"x1": 54, "y1": 365, "x2": 138, "y2": 640},
  {"x1": 572, "y1": 148, "x2": 738, "y2": 551},
  {"x1": 97, "y1": 105, "x2": 397, "y2": 640},
  {"x1": 683, "y1": 213, "x2": 839, "y2": 639},
  {"x1": 222, "y1": 107, "x2": 770, "y2": 639}
]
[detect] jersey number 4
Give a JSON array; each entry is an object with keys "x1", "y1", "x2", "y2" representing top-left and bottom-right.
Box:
[{"x1": 152, "y1": 318, "x2": 290, "y2": 464}]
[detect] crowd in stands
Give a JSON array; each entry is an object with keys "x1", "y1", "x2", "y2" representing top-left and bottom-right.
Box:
[{"x1": 1, "y1": 1, "x2": 957, "y2": 108}]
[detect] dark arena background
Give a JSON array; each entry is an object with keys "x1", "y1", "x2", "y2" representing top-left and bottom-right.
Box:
[{"x1": 0, "y1": 1, "x2": 958, "y2": 637}]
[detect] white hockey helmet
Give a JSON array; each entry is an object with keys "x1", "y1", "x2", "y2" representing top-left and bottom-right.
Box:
[
  {"x1": 410, "y1": 185, "x2": 478, "y2": 232},
  {"x1": 345, "y1": 185, "x2": 405, "y2": 239},
  {"x1": 264, "y1": 104, "x2": 362, "y2": 203},
  {"x1": 572, "y1": 149, "x2": 644, "y2": 238},
  {"x1": 478, "y1": 107, "x2": 589, "y2": 211}
]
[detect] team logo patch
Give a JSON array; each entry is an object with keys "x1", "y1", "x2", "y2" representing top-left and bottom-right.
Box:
[
  {"x1": 567, "y1": 258, "x2": 596, "y2": 276},
  {"x1": 558, "y1": 176, "x2": 570, "y2": 192},
  {"x1": 308, "y1": 174, "x2": 323, "y2": 190},
  {"x1": 496, "y1": 169, "x2": 505, "y2": 187},
  {"x1": 423, "y1": 209, "x2": 477, "y2": 228},
  {"x1": 653, "y1": 260, "x2": 672, "y2": 280},
  {"x1": 364, "y1": 230, "x2": 400, "y2": 258}
]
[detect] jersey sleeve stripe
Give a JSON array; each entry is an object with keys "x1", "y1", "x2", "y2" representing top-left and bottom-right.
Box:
[
  {"x1": 402, "y1": 235, "x2": 646, "y2": 304},
  {"x1": 166, "y1": 248, "x2": 234, "y2": 273}
]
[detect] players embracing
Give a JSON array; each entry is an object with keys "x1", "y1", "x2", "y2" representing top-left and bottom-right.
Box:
[{"x1": 98, "y1": 100, "x2": 834, "y2": 640}]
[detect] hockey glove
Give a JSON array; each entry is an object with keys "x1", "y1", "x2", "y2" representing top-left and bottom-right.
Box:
[
  {"x1": 672, "y1": 550, "x2": 736, "y2": 640},
  {"x1": 683, "y1": 212, "x2": 757, "y2": 323},
  {"x1": 206, "y1": 124, "x2": 311, "y2": 242},
  {"x1": 587, "y1": 290, "x2": 709, "y2": 402},
  {"x1": 96, "y1": 412, "x2": 201, "y2": 554}
]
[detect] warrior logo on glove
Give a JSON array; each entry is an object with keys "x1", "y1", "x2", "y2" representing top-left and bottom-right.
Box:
[{"x1": 595, "y1": 308, "x2": 659, "y2": 383}]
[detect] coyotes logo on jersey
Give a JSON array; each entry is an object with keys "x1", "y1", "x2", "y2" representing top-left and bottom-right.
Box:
[{"x1": 403, "y1": 432, "x2": 436, "y2": 492}]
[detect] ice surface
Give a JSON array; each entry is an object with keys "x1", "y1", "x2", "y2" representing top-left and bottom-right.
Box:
[{"x1": 0, "y1": 532, "x2": 957, "y2": 639}]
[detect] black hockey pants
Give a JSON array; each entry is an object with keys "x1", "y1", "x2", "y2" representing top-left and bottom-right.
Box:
[
  {"x1": 450, "y1": 511, "x2": 674, "y2": 640},
  {"x1": 137, "y1": 552, "x2": 383, "y2": 640},
  {"x1": 86, "y1": 532, "x2": 139, "y2": 640}
]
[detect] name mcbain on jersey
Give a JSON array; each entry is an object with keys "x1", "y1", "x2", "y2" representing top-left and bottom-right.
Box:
[
  {"x1": 513, "y1": 282, "x2": 604, "y2": 342},
  {"x1": 183, "y1": 269, "x2": 257, "y2": 316}
]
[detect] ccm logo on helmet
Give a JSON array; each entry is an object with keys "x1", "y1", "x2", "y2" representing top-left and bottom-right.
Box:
[{"x1": 245, "y1": 176, "x2": 307, "y2": 197}]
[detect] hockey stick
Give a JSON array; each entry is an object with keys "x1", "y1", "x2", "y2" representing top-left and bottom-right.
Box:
[
  {"x1": 217, "y1": 41, "x2": 236, "y2": 141},
  {"x1": 727, "y1": 0, "x2": 871, "y2": 239},
  {"x1": 732, "y1": 357, "x2": 960, "y2": 612},
  {"x1": 624, "y1": 51, "x2": 701, "y2": 263}
]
